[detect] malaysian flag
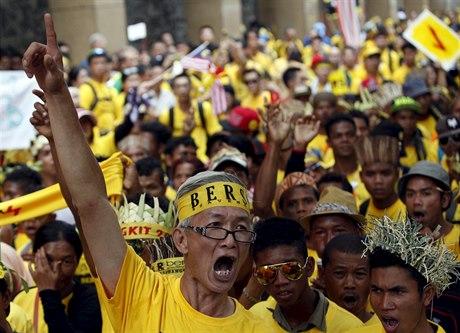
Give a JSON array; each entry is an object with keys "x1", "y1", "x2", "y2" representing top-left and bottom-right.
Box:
[
  {"x1": 211, "y1": 78, "x2": 227, "y2": 116},
  {"x1": 336, "y1": 0, "x2": 361, "y2": 49},
  {"x1": 180, "y1": 56, "x2": 212, "y2": 72}
]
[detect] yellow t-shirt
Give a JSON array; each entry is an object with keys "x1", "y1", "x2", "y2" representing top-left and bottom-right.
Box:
[
  {"x1": 13, "y1": 287, "x2": 73, "y2": 333},
  {"x1": 7, "y1": 302, "x2": 34, "y2": 333},
  {"x1": 347, "y1": 168, "x2": 370, "y2": 206},
  {"x1": 159, "y1": 100, "x2": 223, "y2": 162},
  {"x1": 329, "y1": 67, "x2": 360, "y2": 96},
  {"x1": 250, "y1": 296, "x2": 362, "y2": 332},
  {"x1": 306, "y1": 134, "x2": 334, "y2": 167},
  {"x1": 417, "y1": 114, "x2": 438, "y2": 138},
  {"x1": 79, "y1": 79, "x2": 123, "y2": 132},
  {"x1": 345, "y1": 320, "x2": 446, "y2": 333},
  {"x1": 93, "y1": 246, "x2": 270, "y2": 332},
  {"x1": 444, "y1": 223, "x2": 460, "y2": 261},
  {"x1": 392, "y1": 64, "x2": 414, "y2": 84},
  {"x1": 241, "y1": 90, "x2": 272, "y2": 111},
  {"x1": 89, "y1": 128, "x2": 117, "y2": 160},
  {"x1": 400, "y1": 138, "x2": 439, "y2": 170},
  {"x1": 364, "y1": 313, "x2": 381, "y2": 326},
  {"x1": 364, "y1": 198, "x2": 406, "y2": 224}
]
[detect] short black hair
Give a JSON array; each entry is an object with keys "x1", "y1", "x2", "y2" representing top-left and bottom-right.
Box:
[
  {"x1": 312, "y1": 92, "x2": 337, "y2": 109},
  {"x1": 282, "y1": 67, "x2": 300, "y2": 87},
  {"x1": 252, "y1": 217, "x2": 307, "y2": 260},
  {"x1": 171, "y1": 72, "x2": 191, "y2": 87},
  {"x1": 68, "y1": 66, "x2": 85, "y2": 86},
  {"x1": 139, "y1": 121, "x2": 172, "y2": 145},
  {"x1": 349, "y1": 110, "x2": 369, "y2": 127},
  {"x1": 3, "y1": 165, "x2": 42, "y2": 194},
  {"x1": 317, "y1": 172, "x2": 354, "y2": 193},
  {"x1": 33, "y1": 221, "x2": 83, "y2": 261},
  {"x1": 221, "y1": 135, "x2": 256, "y2": 159},
  {"x1": 278, "y1": 185, "x2": 319, "y2": 211},
  {"x1": 325, "y1": 113, "x2": 356, "y2": 137},
  {"x1": 135, "y1": 157, "x2": 165, "y2": 185},
  {"x1": 164, "y1": 136, "x2": 197, "y2": 156},
  {"x1": 369, "y1": 247, "x2": 427, "y2": 296},
  {"x1": 322, "y1": 233, "x2": 366, "y2": 268}
]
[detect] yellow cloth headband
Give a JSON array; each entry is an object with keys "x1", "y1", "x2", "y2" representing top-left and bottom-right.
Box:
[
  {"x1": 177, "y1": 182, "x2": 250, "y2": 222},
  {"x1": 121, "y1": 222, "x2": 172, "y2": 240}
]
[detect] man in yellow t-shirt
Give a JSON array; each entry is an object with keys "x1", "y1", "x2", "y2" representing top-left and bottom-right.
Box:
[
  {"x1": 79, "y1": 48, "x2": 122, "y2": 132},
  {"x1": 241, "y1": 68, "x2": 272, "y2": 111},
  {"x1": 159, "y1": 72, "x2": 222, "y2": 162},
  {"x1": 25, "y1": 16, "x2": 270, "y2": 333},
  {"x1": 355, "y1": 136, "x2": 406, "y2": 222},
  {"x1": 398, "y1": 161, "x2": 460, "y2": 260},
  {"x1": 250, "y1": 217, "x2": 362, "y2": 332}
]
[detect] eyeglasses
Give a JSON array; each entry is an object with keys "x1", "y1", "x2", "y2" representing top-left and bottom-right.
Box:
[
  {"x1": 255, "y1": 258, "x2": 308, "y2": 285},
  {"x1": 127, "y1": 239, "x2": 146, "y2": 256},
  {"x1": 439, "y1": 133, "x2": 460, "y2": 145},
  {"x1": 186, "y1": 226, "x2": 256, "y2": 243}
]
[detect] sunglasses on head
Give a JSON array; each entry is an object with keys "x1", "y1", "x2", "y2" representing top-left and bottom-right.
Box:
[
  {"x1": 255, "y1": 258, "x2": 308, "y2": 285},
  {"x1": 439, "y1": 133, "x2": 460, "y2": 145}
]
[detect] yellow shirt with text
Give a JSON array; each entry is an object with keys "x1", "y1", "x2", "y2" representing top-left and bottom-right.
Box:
[{"x1": 93, "y1": 247, "x2": 270, "y2": 333}]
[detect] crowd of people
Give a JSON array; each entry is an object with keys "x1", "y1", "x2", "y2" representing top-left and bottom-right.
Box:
[{"x1": 0, "y1": 6, "x2": 460, "y2": 333}]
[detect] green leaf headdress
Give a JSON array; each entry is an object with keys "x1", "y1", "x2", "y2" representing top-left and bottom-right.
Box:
[{"x1": 363, "y1": 215, "x2": 460, "y2": 295}]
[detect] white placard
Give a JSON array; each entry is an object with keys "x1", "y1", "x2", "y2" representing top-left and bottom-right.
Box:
[
  {"x1": 0, "y1": 71, "x2": 39, "y2": 150},
  {"x1": 127, "y1": 22, "x2": 147, "y2": 42}
]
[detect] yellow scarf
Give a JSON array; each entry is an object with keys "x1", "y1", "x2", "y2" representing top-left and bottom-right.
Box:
[{"x1": 0, "y1": 152, "x2": 126, "y2": 225}]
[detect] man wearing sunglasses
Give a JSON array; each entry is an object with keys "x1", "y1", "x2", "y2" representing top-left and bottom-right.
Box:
[
  {"x1": 250, "y1": 217, "x2": 362, "y2": 332},
  {"x1": 25, "y1": 14, "x2": 269, "y2": 333}
]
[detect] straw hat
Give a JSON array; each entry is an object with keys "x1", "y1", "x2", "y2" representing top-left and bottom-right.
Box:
[{"x1": 300, "y1": 187, "x2": 365, "y2": 232}]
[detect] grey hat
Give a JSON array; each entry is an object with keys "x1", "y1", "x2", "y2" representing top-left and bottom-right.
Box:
[
  {"x1": 402, "y1": 77, "x2": 430, "y2": 99},
  {"x1": 398, "y1": 161, "x2": 451, "y2": 201}
]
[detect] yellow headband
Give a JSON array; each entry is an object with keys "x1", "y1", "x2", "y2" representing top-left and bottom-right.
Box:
[
  {"x1": 121, "y1": 222, "x2": 172, "y2": 240},
  {"x1": 177, "y1": 182, "x2": 250, "y2": 222}
]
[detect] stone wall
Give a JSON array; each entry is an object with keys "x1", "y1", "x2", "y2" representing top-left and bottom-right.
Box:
[{"x1": 0, "y1": 0, "x2": 49, "y2": 53}]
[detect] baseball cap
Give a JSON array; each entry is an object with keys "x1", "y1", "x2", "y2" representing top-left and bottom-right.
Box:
[
  {"x1": 398, "y1": 161, "x2": 451, "y2": 202},
  {"x1": 76, "y1": 108, "x2": 97, "y2": 126},
  {"x1": 391, "y1": 96, "x2": 420, "y2": 114},
  {"x1": 223, "y1": 106, "x2": 260, "y2": 133},
  {"x1": 361, "y1": 46, "x2": 381, "y2": 59},
  {"x1": 436, "y1": 116, "x2": 460, "y2": 138},
  {"x1": 87, "y1": 48, "x2": 109, "y2": 62},
  {"x1": 209, "y1": 145, "x2": 248, "y2": 173}
]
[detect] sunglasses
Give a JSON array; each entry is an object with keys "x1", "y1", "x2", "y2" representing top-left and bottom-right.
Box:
[
  {"x1": 439, "y1": 134, "x2": 460, "y2": 145},
  {"x1": 127, "y1": 239, "x2": 146, "y2": 256},
  {"x1": 255, "y1": 258, "x2": 308, "y2": 285},
  {"x1": 244, "y1": 79, "x2": 259, "y2": 85}
]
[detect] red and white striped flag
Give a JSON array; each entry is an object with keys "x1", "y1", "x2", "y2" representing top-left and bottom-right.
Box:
[
  {"x1": 336, "y1": 0, "x2": 361, "y2": 49},
  {"x1": 180, "y1": 56, "x2": 211, "y2": 73},
  {"x1": 211, "y1": 78, "x2": 227, "y2": 116}
]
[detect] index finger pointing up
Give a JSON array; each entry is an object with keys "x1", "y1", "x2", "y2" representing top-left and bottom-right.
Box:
[{"x1": 44, "y1": 13, "x2": 58, "y2": 49}]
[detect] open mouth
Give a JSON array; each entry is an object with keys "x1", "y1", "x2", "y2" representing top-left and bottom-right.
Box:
[
  {"x1": 214, "y1": 256, "x2": 235, "y2": 279},
  {"x1": 382, "y1": 317, "x2": 399, "y2": 332},
  {"x1": 412, "y1": 211, "x2": 425, "y2": 220},
  {"x1": 342, "y1": 294, "x2": 358, "y2": 308}
]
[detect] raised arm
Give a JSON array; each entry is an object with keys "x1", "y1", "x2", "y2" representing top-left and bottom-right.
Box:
[
  {"x1": 252, "y1": 102, "x2": 291, "y2": 217},
  {"x1": 24, "y1": 14, "x2": 125, "y2": 295}
]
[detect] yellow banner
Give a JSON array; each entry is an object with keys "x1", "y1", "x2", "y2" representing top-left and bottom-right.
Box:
[
  {"x1": 121, "y1": 222, "x2": 173, "y2": 240},
  {"x1": 403, "y1": 9, "x2": 460, "y2": 71},
  {"x1": 0, "y1": 152, "x2": 126, "y2": 225},
  {"x1": 177, "y1": 181, "x2": 250, "y2": 222}
]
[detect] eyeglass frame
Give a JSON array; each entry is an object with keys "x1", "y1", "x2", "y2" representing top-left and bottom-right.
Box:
[
  {"x1": 185, "y1": 225, "x2": 256, "y2": 243},
  {"x1": 255, "y1": 257, "x2": 310, "y2": 285}
]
